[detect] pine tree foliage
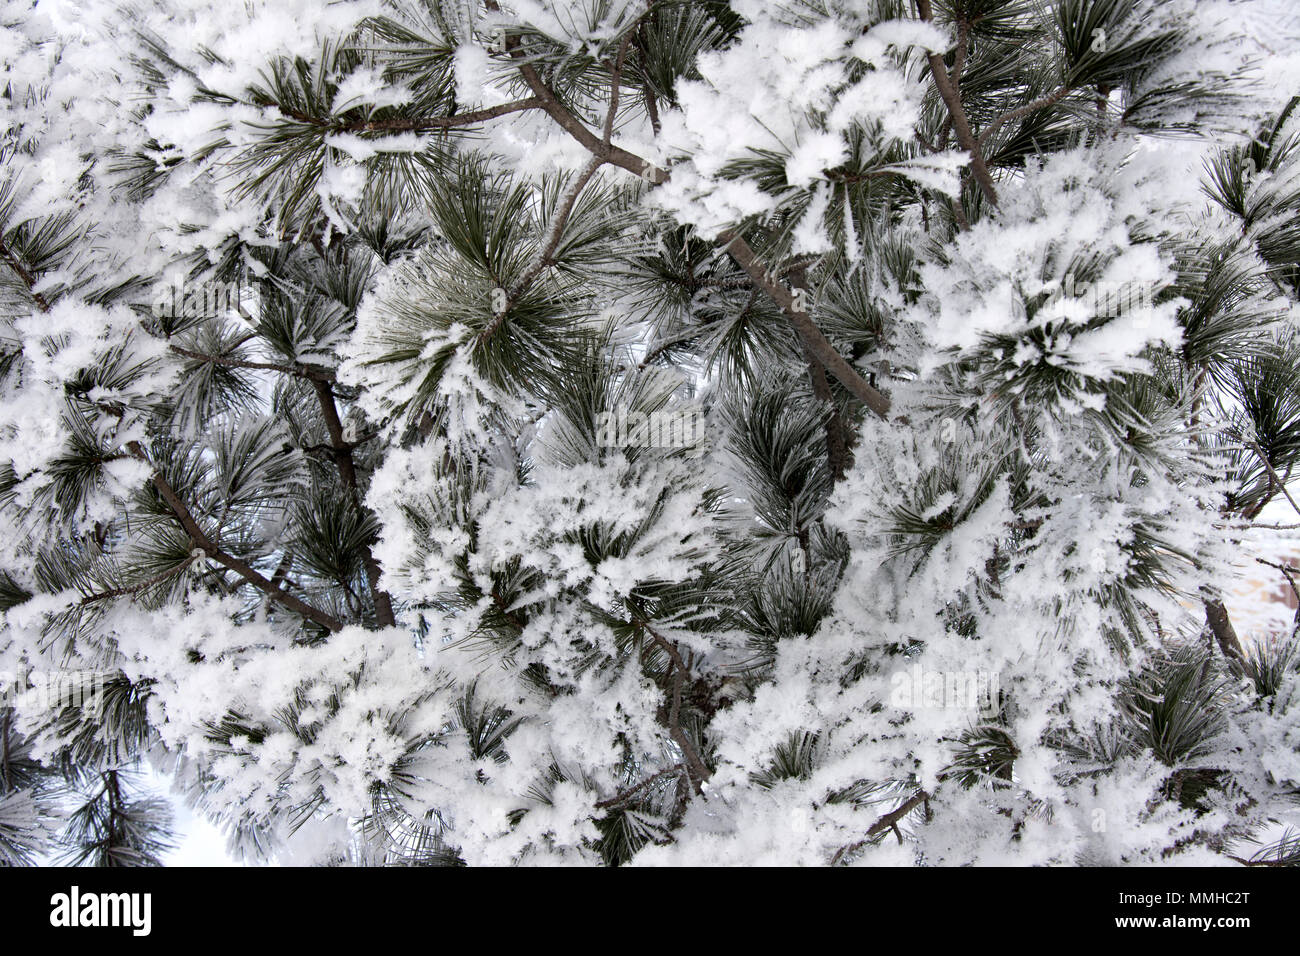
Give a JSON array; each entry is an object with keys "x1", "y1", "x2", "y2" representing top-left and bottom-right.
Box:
[{"x1": 0, "y1": 0, "x2": 1299, "y2": 866}]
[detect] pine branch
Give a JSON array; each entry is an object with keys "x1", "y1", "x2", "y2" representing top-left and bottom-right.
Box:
[
  {"x1": 950, "y1": 17, "x2": 969, "y2": 89},
  {"x1": 483, "y1": 0, "x2": 662, "y2": 181},
  {"x1": 351, "y1": 98, "x2": 543, "y2": 132},
  {"x1": 720, "y1": 231, "x2": 892, "y2": 418},
  {"x1": 1227, "y1": 855, "x2": 1291, "y2": 867},
  {"x1": 79, "y1": 558, "x2": 196, "y2": 606},
  {"x1": 1, "y1": 710, "x2": 11, "y2": 794},
  {"x1": 1255, "y1": 556, "x2": 1300, "y2": 605},
  {"x1": 269, "y1": 550, "x2": 295, "y2": 594},
  {"x1": 478, "y1": 154, "x2": 604, "y2": 343},
  {"x1": 1190, "y1": 371, "x2": 1247, "y2": 662},
  {"x1": 309, "y1": 379, "x2": 396, "y2": 627},
  {"x1": 978, "y1": 84, "x2": 1078, "y2": 147},
  {"x1": 633, "y1": 616, "x2": 710, "y2": 790},
  {"x1": 125, "y1": 440, "x2": 344, "y2": 632},
  {"x1": 603, "y1": 35, "x2": 633, "y2": 146},
  {"x1": 790, "y1": 265, "x2": 850, "y2": 478},
  {"x1": 168, "y1": 343, "x2": 336, "y2": 382},
  {"x1": 513, "y1": 60, "x2": 653, "y2": 179},
  {"x1": 636, "y1": 17, "x2": 662, "y2": 136},
  {"x1": 1247, "y1": 438, "x2": 1300, "y2": 519},
  {"x1": 806, "y1": 350, "x2": 850, "y2": 480},
  {"x1": 595, "y1": 762, "x2": 685, "y2": 809},
  {"x1": 831, "y1": 789, "x2": 931, "y2": 864},
  {"x1": 1202, "y1": 593, "x2": 1245, "y2": 663},
  {"x1": 104, "y1": 769, "x2": 121, "y2": 854},
  {"x1": 254, "y1": 96, "x2": 543, "y2": 133},
  {"x1": 915, "y1": 0, "x2": 1000, "y2": 206},
  {"x1": 0, "y1": 236, "x2": 52, "y2": 312},
  {"x1": 481, "y1": 1, "x2": 892, "y2": 422}
]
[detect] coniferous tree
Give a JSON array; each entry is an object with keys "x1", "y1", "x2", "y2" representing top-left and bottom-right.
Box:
[{"x1": 0, "y1": 0, "x2": 1299, "y2": 865}]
